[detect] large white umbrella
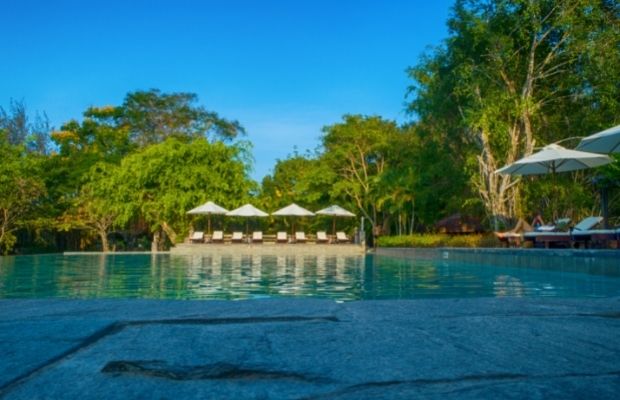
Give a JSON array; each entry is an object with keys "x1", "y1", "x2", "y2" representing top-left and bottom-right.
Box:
[
  {"x1": 576, "y1": 124, "x2": 620, "y2": 154},
  {"x1": 272, "y1": 203, "x2": 315, "y2": 235},
  {"x1": 226, "y1": 204, "x2": 269, "y2": 217},
  {"x1": 186, "y1": 201, "x2": 229, "y2": 233},
  {"x1": 496, "y1": 144, "x2": 612, "y2": 218},
  {"x1": 495, "y1": 144, "x2": 612, "y2": 175},
  {"x1": 226, "y1": 204, "x2": 269, "y2": 234},
  {"x1": 316, "y1": 205, "x2": 356, "y2": 235}
]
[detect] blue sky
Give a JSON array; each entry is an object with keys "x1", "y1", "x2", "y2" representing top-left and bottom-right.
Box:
[{"x1": 1, "y1": 0, "x2": 453, "y2": 181}]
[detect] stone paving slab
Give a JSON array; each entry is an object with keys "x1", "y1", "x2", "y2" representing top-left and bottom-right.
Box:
[{"x1": 0, "y1": 298, "x2": 619, "y2": 399}]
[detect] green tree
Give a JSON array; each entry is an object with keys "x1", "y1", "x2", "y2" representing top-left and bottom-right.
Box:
[
  {"x1": 0, "y1": 99, "x2": 51, "y2": 153},
  {"x1": 109, "y1": 138, "x2": 255, "y2": 249},
  {"x1": 321, "y1": 115, "x2": 401, "y2": 233},
  {"x1": 0, "y1": 131, "x2": 46, "y2": 254},
  {"x1": 115, "y1": 89, "x2": 244, "y2": 146},
  {"x1": 260, "y1": 154, "x2": 335, "y2": 210},
  {"x1": 57, "y1": 163, "x2": 122, "y2": 252},
  {"x1": 408, "y1": 0, "x2": 620, "y2": 228}
]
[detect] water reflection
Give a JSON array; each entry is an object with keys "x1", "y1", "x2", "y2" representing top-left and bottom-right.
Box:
[{"x1": 1, "y1": 253, "x2": 620, "y2": 300}]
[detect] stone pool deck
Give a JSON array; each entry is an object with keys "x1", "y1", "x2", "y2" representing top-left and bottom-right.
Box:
[{"x1": 1, "y1": 298, "x2": 619, "y2": 399}]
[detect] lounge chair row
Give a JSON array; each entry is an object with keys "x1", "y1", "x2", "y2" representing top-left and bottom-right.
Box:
[
  {"x1": 189, "y1": 231, "x2": 351, "y2": 244},
  {"x1": 497, "y1": 216, "x2": 619, "y2": 248}
]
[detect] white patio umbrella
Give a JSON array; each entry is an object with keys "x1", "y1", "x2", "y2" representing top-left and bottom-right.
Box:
[
  {"x1": 315, "y1": 205, "x2": 356, "y2": 236},
  {"x1": 495, "y1": 144, "x2": 612, "y2": 176},
  {"x1": 495, "y1": 143, "x2": 612, "y2": 218},
  {"x1": 576, "y1": 124, "x2": 620, "y2": 154},
  {"x1": 226, "y1": 203, "x2": 269, "y2": 234},
  {"x1": 272, "y1": 203, "x2": 315, "y2": 235},
  {"x1": 186, "y1": 201, "x2": 228, "y2": 234}
]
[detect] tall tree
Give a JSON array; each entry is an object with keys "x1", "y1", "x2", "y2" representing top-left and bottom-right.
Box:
[
  {"x1": 0, "y1": 131, "x2": 46, "y2": 254},
  {"x1": 408, "y1": 0, "x2": 620, "y2": 227},
  {"x1": 321, "y1": 115, "x2": 401, "y2": 232},
  {"x1": 260, "y1": 154, "x2": 336, "y2": 210},
  {"x1": 115, "y1": 89, "x2": 245, "y2": 146},
  {"x1": 109, "y1": 138, "x2": 255, "y2": 249},
  {"x1": 0, "y1": 99, "x2": 51, "y2": 153}
]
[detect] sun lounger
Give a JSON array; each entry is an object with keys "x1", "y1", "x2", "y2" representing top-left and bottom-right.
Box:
[
  {"x1": 316, "y1": 231, "x2": 328, "y2": 243},
  {"x1": 526, "y1": 216, "x2": 603, "y2": 248},
  {"x1": 231, "y1": 231, "x2": 244, "y2": 243},
  {"x1": 252, "y1": 231, "x2": 263, "y2": 243},
  {"x1": 190, "y1": 231, "x2": 204, "y2": 243},
  {"x1": 571, "y1": 226, "x2": 619, "y2": 248},
  {"x1": 336, "y1": 231, "x2": 349, "y2": 243},
  {"x1": 211, "y1": 231, "x2": 224, "y2": 243},
  {"x1": 295, "y1": 232, "x2": 306, "y2": 243},
  {"x1": 276, "y1": 231, "x2": 288, "y2": 243}
]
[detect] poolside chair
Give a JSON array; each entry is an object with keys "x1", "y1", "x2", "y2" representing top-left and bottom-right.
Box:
[
  {"x1": 190, "y1": 231, "x2": 204, "y2": 243},
  {"x1": 316, "y1": 231, "x2": 329, "y2": 244},
  {"x1": 336, "y1": 231, "x2": 350, "y2": 243},
  {"x1": 252, "y1": 231, "x2": 263, "y2": 243},
  {"x1": 276, "y1": 231, "x2": 288, "y2": 243},
  {"x1": 295, "y1": 231, "x2": 306, "y2": 243},
  {"x1": 572, "y1": 227, "x2": 620, "y2": 249},
  {"x1": 211, "y1": 230, "x2": 224, "y2": 243},
  {"x1": 231, "y1": 231, "x2": 244, "y2": 243},
  {"x1": 526, "y1": 216, "x2": 603, "y2": 248}
]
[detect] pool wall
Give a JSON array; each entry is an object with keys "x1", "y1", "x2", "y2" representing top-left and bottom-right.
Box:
[
  {"x1": 376, "y1": 247, "x2": 620, "y2": 276},
  {"x1": 171, "y1": 243, "x2": 365, "y2": 256}
]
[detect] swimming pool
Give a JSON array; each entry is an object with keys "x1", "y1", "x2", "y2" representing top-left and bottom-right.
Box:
[{"x1": 1, "y1": 253, "x2": 619, "y2": 300}]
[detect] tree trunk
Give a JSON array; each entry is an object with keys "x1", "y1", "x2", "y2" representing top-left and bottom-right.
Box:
[
  {"x1": 151, "y1": 230, "x2": 160, "y2": 252},
  {"x1": 99, "y1": 229, "x2": 110, "y2": 253},
  {"x1": 161, "y1": 221, "x2": 177, "y2": 244}
]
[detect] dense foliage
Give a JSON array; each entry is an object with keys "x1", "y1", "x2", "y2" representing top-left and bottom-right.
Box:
[{"x1": 1, "y1": 0, "x2": 619, "y2": 253}]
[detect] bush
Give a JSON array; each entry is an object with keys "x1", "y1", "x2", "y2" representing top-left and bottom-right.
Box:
[{"x1": 377, "y1": 234, "x2": 501, "y2": 248}]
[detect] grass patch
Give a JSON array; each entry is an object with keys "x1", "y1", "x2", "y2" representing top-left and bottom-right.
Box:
[{"x1": 377, "y1": 234, "x2": 501, "y2": 248}]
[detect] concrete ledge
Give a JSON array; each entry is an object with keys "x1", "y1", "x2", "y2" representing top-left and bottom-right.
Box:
[
  {"x1": 1, "y1": 298, "x2": 619, "y2": 399},
  {"x1": 376, "y1": 247, "x2": 620, "y2": 276},
  {"x1": 171, "y1": 243, "x2": 366, "y2": 256}
]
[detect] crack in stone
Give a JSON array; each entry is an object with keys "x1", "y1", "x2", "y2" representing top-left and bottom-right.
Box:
[
  {"x1": 577, "y1": 312, "x2": 620, "y2": 319},
  {"x1": 439, "y1": 311, "x2": 620, "y2": 319},
  {"x1": 0, "y1": 315, "x2": 338, "y2": 396},
  {"x1": 101, "y1": 360, "x2": 332, "y2": 383},
  {"x1": 298, "y1": 371, "x2": 620, "y2": 399}
]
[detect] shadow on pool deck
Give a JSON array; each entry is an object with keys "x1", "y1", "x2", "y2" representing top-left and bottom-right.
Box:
[{"x1": 0, "y1": 297, "x2": 619, "y2": 399}]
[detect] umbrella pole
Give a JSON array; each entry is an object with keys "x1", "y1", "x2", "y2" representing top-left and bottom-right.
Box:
[
  {"x1": 332, "y1": 217, "x2": 336, "y2": 237},
  {"x1": 208, "y1": 214, "x2": 212, "y2": 235},
  {"x1": 552, "y1": 164, "x2": 558, "y2": 222}
]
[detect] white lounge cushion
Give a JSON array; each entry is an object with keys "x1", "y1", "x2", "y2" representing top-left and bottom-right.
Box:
[{"x1": 190, "y1": 231, "x2": 204, "y2": 240}]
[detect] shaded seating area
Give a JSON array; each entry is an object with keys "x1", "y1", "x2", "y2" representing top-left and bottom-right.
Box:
[{"x1": 185, "y1": 202, "x2": 359, "y2": 246}]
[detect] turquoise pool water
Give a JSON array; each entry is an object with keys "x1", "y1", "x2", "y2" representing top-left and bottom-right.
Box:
[{"x1": 1, "y1": 253, "x2": 619, "y2": 300}]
